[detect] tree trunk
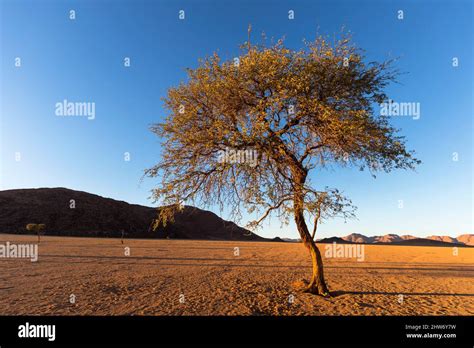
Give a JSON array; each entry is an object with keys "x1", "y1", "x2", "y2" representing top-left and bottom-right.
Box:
[
  {"x1": 294, "y1": 206, "x2": 330, "y2": 296},
  {"x1": 292, "y1": 167, "x2": 330, "y2": 296}
]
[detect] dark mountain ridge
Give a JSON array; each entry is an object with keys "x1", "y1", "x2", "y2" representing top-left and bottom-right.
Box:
[{"x1": 0, "y1": 187, "x2": 265, "y2": 241}]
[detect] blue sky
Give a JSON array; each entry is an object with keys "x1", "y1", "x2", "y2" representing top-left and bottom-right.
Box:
[{"x1": 0, "y1": 0, "x2": 472, "y2": 239}]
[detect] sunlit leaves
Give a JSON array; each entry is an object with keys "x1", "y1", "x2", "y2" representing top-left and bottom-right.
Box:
[{"x1": 145, "y1": 31, "x2": 419, "y2": 233}]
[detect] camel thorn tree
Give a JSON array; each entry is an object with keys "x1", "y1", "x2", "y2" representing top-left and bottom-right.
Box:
[
  {"x1": 145, "y1": 30, "x2": 420, "y2": 296},
  {"x1": 26, "y1": 223, "x2": 46, "y2": 243}
]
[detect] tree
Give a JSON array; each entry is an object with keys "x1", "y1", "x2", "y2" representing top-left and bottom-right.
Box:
[
  {"x1": 145, "y1": 30, "x2": 420, "y2": 296},
  {"x1": 26, "y1": 223, "x2": 46, "y2": 243}
]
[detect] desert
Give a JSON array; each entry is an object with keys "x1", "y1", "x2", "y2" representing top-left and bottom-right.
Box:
[{"x1": 0, "y1": 234, "x2": 472, "y2": 316}]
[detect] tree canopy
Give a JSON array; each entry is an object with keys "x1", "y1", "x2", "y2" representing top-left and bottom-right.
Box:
[{"x1": 146, "y1": 32, "x2": 419, "y2": 230}]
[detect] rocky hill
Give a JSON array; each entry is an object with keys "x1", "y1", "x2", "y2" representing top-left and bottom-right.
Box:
[{"x1": 0, "y1": 188, "x2": 265, "y2": 241}]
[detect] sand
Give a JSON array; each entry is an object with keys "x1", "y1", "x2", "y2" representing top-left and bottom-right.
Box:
[{"x1": 0, "y1": 234, "x2": 472, "y2": 315}]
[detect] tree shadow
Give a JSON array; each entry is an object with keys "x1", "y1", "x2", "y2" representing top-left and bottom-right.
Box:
[
  {"x1": 330, "y1": 290, "x2": 474, "y2": 297},
  {"x1": 326, "y1": 265, "x2": 474, "y2": 272}
]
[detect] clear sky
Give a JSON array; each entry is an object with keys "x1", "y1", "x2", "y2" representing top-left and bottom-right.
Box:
[{"x1": 1, "y1": 0, "x2": 472, "y2": 239}]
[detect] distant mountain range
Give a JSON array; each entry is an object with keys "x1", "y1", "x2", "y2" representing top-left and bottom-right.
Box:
[
  {"x1": 307, "y1": 233, "x2": 472, "y2": 247},
  {"x1": 0, "y1": 188, "x2": 266, "y2": 241},
  {"x1": 339, "y1": 233, "x2": 473, "y2": 246},
  {"x1": 284, "y1": 233, "x2": 473, "y2": 246}
]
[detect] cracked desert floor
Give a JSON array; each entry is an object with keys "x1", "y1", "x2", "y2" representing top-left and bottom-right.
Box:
[{"x1": 0, "y1": 234, "x2": 473, "y2": 315}]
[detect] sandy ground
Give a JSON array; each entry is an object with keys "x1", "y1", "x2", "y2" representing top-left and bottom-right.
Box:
[{"x1": 0, "y1": 234, "x2": 472, "y2": 315}]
